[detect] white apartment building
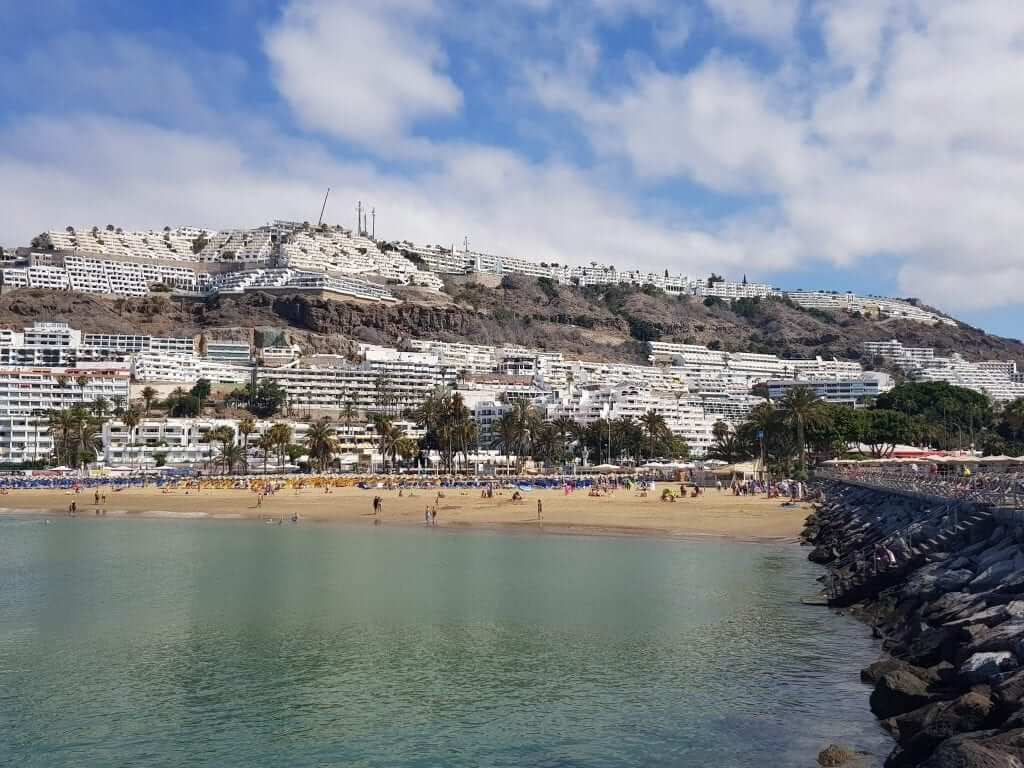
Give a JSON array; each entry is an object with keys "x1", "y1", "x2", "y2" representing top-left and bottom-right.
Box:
[
  {"x1": 0, "y1": 364, "x2": 130, "y2": 418},
  {"x1": 257, "y1": 359, "x2": 443, "y2": 414},
  {"x1": 212, "y1": 268, "x2": 398, "y2": 303},
  {"x1": 100, "y1": 416, "x2": 425, "y2": 468},
  {"x1": 863, "y1": 339, "x2": 1024, "y2": 403},
  {"x1": 787, "y1": 291, "x2": 956, "y2": 326},
  {"x1": 542, "y1": 385, "x2": 722, "y2": 458},
  {"x1": 131, "y1": 353, "x2": 251, "y2": 385},
  {"x1": 203, "y1": 340, "x2": 252, "y2": 365},
  {"x1": 766, "y1": 372, "x2": 893, "y2": 406}
]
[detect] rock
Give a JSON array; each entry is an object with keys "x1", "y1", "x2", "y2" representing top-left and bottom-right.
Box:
[
  {"x1": 969, "y1": 555, "x2": 1024, "y2": 593},
  {"x1": 863, "y1": 659, "x2": 940, "y2": 685},
  {"x1": 975, "y1": 543, "x2": 1017, "y2": 571},
  {"x1": 967, "y1": 621, "x2": 1024, "y2": 656},
  {"x1": 935, "y1": 569, "x2": 975, "y2": 593},
  {"x1": 885, "y1": 692, "x2": 995, "y2": 767},
  {"x1": 993, "y1": 669, "x2": 1024, "y2": 710},
  {"x1": 901, "y1": 626, "x2": 960, "y2": 667},
  {"x1": 921, "y1": 726, "x2": 1024, "y2": 767},
  {"x1": 872, "y1": 669, "x2": 937, "y2": 719},
  {"x1": 959, "y1": 652, "x2": 1019, "y2": 683},
  {"x1": 947, "y1": 602, "x2": 1024, "y2": 629},
  {"x1": 925, "y1": 592, "x2": 986, "y2": 626},
  {"x1": 818, "y1": 743, "x2": 856, "y2": 766},
  {"x1": 809, "y1": 545, "x2": 835, "y2": 564}
]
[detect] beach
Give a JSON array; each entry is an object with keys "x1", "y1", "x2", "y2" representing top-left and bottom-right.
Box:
[{"x1": 0, "y1": 484, "x2": 809, "y2": 539}]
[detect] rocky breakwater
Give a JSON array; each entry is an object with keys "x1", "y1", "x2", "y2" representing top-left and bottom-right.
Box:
[{"x1": 804, "y1": 481, "x2": 1024, "y2": 767}]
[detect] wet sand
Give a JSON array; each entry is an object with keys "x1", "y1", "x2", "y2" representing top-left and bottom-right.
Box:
[{"x1": 0, "y1": 485, "x2": 810, "y2": 540}]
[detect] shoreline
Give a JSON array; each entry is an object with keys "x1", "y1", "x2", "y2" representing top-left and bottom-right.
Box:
[{"x1": 0, "y1": 485, "x2": 810, "y2": 542}]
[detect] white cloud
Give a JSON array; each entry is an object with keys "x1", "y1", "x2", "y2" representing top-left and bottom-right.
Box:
[
  {"x1": 704, "y1": 0, "x2": 801, "y2": 46},
  {"x1": 531, "y1": 0, "x2": 1024, "y2": 313},
  {"x1": 264, "y1": 0, "x2": 462, "y2": 150}
]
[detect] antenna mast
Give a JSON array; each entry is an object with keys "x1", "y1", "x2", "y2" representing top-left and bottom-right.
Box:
[
  {"x1": 356, "y1": 201, "x2": 362, "y2": 236},
  {"x1": 371, "y1": 207, "x2": 376, "y2": 240},
  {"x1": 317, "y1": 187, "x2": 330, "y2": 226}
]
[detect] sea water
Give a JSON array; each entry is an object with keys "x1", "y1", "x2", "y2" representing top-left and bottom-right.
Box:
[{"x1": 0, "y1": 517, "x2": 889, "y2": 766}]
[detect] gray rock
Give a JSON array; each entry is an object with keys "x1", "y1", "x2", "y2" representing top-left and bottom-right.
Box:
[
  {"x1": 921, "y1": 726, "x2": 1024, "y2": 767},
  {"x1": 967, "y1": 620, "x2": 1024, "y2": 655},
  {"x1": 969, "y1": 558, "x2": 1022, "y2": 592},
  {"x1": 872, "y1": 669, "x2": 937, "y2": 719},
  {"x1": 945, "y1": 603, "x2": 1024, "y2": 629},
  {"x1": 885, "y1": 692, "x2": 995, "y2": 767},
  {"x1": 935, "y1": 569, "x2": 976, "y2": 593},
  {"x1": 959, "y1": 652, "x2": 1019, "y2": 683}
]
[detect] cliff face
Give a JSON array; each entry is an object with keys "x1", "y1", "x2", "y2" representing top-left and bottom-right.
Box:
[{"x1": 0, "y1": 278, "x2": 1021, "y2": 364}]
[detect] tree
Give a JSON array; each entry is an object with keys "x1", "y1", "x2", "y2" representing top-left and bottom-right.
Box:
[
  {"x1": 166, "y1": 387, "x2": 200, "y2": 418},
  {"x1": 190, "y1": 378, "x2": 212, "y2": 406},
  {"x1": 237, "y1": 417, "x2": 256, "y2": 471},
  {"x1": 778, "y1": 386, "x2": 824, "y2": 477},
  {"x1": 707, "y1": 423, "x2": 749, "y2": 464},
  {"x1": 140, "y1": 386, "x2": 158, "y2": 415},
  {"x1": 233, "y1": 379, "x2": 287, "y2": 418},
  {"x1": 257, "y1": 433, "x2": 275, "y2": 474},
  {"x1": 373, "y1": 417, "x2": 403, "y2": 472},
  {"x1": 153, "y1": 451, "x2": 168, "y2": 468},
  {"x1": 395, "y1": 437, "x2": 420, "y2": 468},
  {"x1": 304, "y1": 418, "x2": 338, "y2": 472},
  {"x1": 640, "y1": 409, "x2": 670, "y2": 459},
  {"x1": 268, "y1": 423, "x2": 293, "y2": 468},
  {"x1": 122, "y1": 408, "x2": 141, "y2": 468},
  {"x1": 218, "y1": 443, "x2": 245, "y2": 474},
  {"x1": 90, "y1": 396, "x2": 110, "y2": 420},
  {"x1": 111, "y1": 395, "x2": 127, "y2": 417}
]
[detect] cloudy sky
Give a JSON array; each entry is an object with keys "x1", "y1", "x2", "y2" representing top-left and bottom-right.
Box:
[{"x1": 1, "y1": 1, "x2": 1021, "y2": 337}]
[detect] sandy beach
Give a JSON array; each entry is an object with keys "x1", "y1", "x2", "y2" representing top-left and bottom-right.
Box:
[{"x1": 0, "y1": 484, "x2": 810, "y2": 539}]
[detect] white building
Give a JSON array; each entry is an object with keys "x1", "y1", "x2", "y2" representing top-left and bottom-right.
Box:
[{"x1": 766, "y1": 372, "x2": 893, "y2": 406}]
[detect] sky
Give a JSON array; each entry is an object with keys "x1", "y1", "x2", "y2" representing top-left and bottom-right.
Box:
[{"x1": 0, "y1": 0, "x2": 1021, "y2": 339}]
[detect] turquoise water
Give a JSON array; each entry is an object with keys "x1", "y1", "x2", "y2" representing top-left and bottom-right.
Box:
[{"x1": 0, "y1": 518, "x2": 887, "y2": 766}]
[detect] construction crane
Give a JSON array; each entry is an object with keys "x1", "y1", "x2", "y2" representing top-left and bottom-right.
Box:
[{"x1": 317, "y1": 188, "x2": 330, "y2": 226}]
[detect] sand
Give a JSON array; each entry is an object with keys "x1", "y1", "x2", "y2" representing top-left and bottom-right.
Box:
[{"x1": 0, "y1": 484, "x2": 810, "y2": 540}]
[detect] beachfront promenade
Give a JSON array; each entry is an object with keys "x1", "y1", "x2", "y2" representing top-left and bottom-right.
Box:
[{"x1": 815, "y1": 465, "x2": 1024, "y2": 525}]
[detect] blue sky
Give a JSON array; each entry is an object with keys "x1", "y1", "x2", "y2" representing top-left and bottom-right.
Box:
[{"x1": 1, "y1": 1, "x2": 1021, "y2": 339}]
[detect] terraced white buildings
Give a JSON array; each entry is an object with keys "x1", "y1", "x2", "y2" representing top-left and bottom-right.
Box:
[{"x1": 864, "y1": 339, "x2": 1024, "y2": 402}]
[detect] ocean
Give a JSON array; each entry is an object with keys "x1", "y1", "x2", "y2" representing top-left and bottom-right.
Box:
[{"x1": 0, "y1": 517, "x2": 888, "y2": 766}]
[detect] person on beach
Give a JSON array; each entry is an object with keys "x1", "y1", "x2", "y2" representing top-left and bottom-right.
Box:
[
  {"x1": 431, "y1": 506, "x2": 437, "y2": 526},
  {"x1": 537, "y1": 498, "x2": 543, "y2": 520},
  {"x1": 425, "y1": 507, "x2": 431, "y2": 525}
]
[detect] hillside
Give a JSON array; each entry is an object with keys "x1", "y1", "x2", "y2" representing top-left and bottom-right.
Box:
[{"x1": 0, "y1": 278, "x2": 1020, "y2": 364}]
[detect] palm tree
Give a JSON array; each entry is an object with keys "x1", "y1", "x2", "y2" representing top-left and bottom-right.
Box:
[
  {"x1": 111, "y1": 395, "x2": 127, "y2": 417},
  {"x1": 237, "y1": 417, "x2": 256, "y2": 471},
  {"x1": 640, "y1": 410, "x2": 669, "y2": 459},
  {"x1": 304, "y1": 418, "x2": 338, "y2": 472},
  {"x1": 46, "y1": 409, "x2": 78, "y2": 466},
  {"x1": 395, "y1": 436, "x2": 420, "y2": 468},
  {"x1": 268, "y1": 423, "x2": 292, "y2": 469},
  {"x1": 90, "y1": 396, "x2": 110, "y2": 420},
  {"x1": 140, "y1": 386, "x2": 158, "y2": 415},
  {"x1": 778, "y1": 386, "x2": 823, "y2": 476},
  {"x1": 375, "y1": 419, "x2": 403, "y2": 472},
  {"x1": 493, "y1": 412, "x2": 520, "y2": 473},
  {"x1": 257, "y1": 432, "x2": 275, "y2": 474},
  {"x1": 122, "y1": 408, "x2": 141, "y2": 469},
  {"x1": 218, "y1": 443, "x2": 246, "y2": 475}
]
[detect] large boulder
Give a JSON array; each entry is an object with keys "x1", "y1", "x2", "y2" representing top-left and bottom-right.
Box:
[
  {"x1": 863, "y1": 659, "x2": 941, "y2": 685},
  {"x1": 935, "y1": 569, "x2": 976, "y2": 594},
  {"x1": 947, "y1": 602, "x2": 1024, "y2": 629},
  {"x1": 969, "y1": 554, "x2": 1024, "y2": 593},
  {"x1": 872, "y1": 669, "x2": 937, "y2": 719},
  {"x1": 817, "y1": 743, "x2": 857, "y2": 766},
  {"x1": 925, "y1": 592, "x2": 986, "y2": 626},
  {"x1": 921, "y1": 727, "x2": 1024, "y2": 767},
  {"x1": 967, "y1": 621, "x2": 1024, "y2": 656},
  {"x1": 901, "y1": 626, "x2": 961, "y2": 667},
  {"x1": 959, "y1": 652, "x2": 1019, "y2": 684},
  {"x1": 993, "y1": 669, "x2": 1024, "y2": 712},
  {"x1": 885, "y1": 692, "x2": 995, "y2": 768}
]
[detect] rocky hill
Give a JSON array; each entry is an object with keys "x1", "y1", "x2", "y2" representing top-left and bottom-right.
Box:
[{"x1": 0, "y1": 277, "x2": 1020, "y2": 365}]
